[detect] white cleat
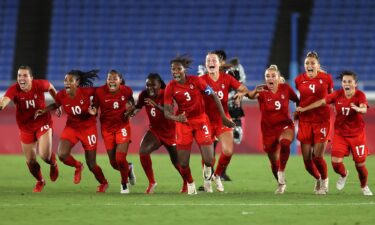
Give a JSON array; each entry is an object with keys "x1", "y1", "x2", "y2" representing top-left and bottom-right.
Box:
[
  {"x1": 203, "y1": 165, "x2": 213, "y2": 181},
  {"x1": 314, "y1": 178, "x2": 321, "y2": 194},
  {"x1": 321, "y1": 178, "x2": 329, "y2": 193},
  {"x1": 128, "y1": 163, "x2": 136, "y2": 185},
  {"x1": 203, "y1": 179, "x2": 213, "y2": 193},
  {"x1": 362, "y1": 186, "x2": 373, "y2": 196},
  {"x1": 214, "y1": 175, "x2": 224, "y2": 192},
  {"x1": 336, "y1": 170, "x2": 349, "y2": 191},
  {"x1": 120, "y1": 183, "x2": 130, "y2": 194},
  {"x1": 187, "y1": 182, "x2": 197, "y2": 195},
  {"x1": 277, "y1": 171, "x2": 286, "y2": 185},
  {"x1": 275, "y1": 184, "x2": 286, "y2": 194}
]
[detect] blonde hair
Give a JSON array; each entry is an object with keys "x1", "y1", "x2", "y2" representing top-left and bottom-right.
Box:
[{"x1": 265, "y1": 64, "x2": 282, "y2": 76}]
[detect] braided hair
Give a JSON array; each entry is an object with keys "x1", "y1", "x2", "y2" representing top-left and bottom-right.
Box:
[
  {"x1": 67, "y1": 69, "x2": 99, "y2": 87},
  {"x1": 170, "y1": 54, "x2": 193, "y2": 69}
]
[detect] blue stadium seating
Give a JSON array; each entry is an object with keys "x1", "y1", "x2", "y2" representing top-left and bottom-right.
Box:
[
  {"x1": 47, "y1": 0, "x2": 279, "y2": 89},
  {"x1": 0, "y1": 0, "x2": 19, "y2": 82},
  {"x1": 303, "y1": 0, "x2": 375, "y2": 90}
]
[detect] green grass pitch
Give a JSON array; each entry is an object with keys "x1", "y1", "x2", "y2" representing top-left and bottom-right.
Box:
[{"x1": 0, "y1": 154, "x2": 374, "y2": 225}]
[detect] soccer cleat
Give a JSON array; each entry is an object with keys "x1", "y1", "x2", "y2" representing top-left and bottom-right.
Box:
[
  {"x1": 121, "y1": 183, "x2": 130, "y2": 194},
  {"x1": 203, "y1": 179, "x2": 213, "y2": 193},
  {"x1": 320, "y1": 178, "x2": 329, "y2": 193},
  {"x1": 314, "y1": 178, "x2": 321, "y2": 194},
  {"x1": 97, "y1": 182, "x2": 109, "y2": 193},
  {"x1": 274, "y1": 184, "x2": 286, "y2": 194},
  {"x1": 197, "y1": 185, "x2": 205, "y2": 191},
  {"x1": 277, "y1": 171, "x2": 286, "y2": 185},
  {"x1": 214, "y1": 175, "x2": 224, "y2": 192},
  {"x1": 128, "y1": 163, "x2": 136, "y2": 185},
  {"x1": 220, "y1": 173, "x2": 232, "y2": 181},
  {"x1": 145, "y1": 182, "x2": 157, "y2": 194},
  {"x1": 187, "y1": 182, "x2": 197, "y2": 195},
  {"x1": 362, "y1": 186, "x2": 373, "y2": 196},
  {"x1": 180, "y1": 181, "x2": 188, "y2": 193},
  {"x1": 50, "y1": 163, "x2": 59, "y2": 182},
  {"x1": 336, "y1": 170, "x2": 349, "y2": 191},
  {"x1": 74, "y1": 163, "x2": 84, "y2": 184},
  {"x1": 203, "y1": 165, "x2": 213, "y2": 181},
  {"x1": 33, "y1": 179, "x2": 46, "y2": 193}
]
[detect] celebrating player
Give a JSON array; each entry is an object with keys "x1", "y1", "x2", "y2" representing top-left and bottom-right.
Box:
[
  {"x1": 295, "y1": 51, "x2": 333, "y2": 194},
  {"x1": 296, "y1": 71, "x2": 372, "y2": 196},
  {"x1": 0, "y1": 65, "x2": 59, "y2": 192},
  {"x1": 200, "y1": 52, "x2": 248, "y2": 192},
  {"x1": 132, "y1": 73, "x2": 186, "y2": 194},
  {"x1": 35, "y1": 70, "x2": 108, "y2": 193},
  {"x1": 164, "y1": 54, "x2": 235, "y2": 195}
]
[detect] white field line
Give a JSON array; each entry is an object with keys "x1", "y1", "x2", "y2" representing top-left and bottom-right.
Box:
[{"x1": 0, "y1": 202, "x2": 374, "y2": 207}]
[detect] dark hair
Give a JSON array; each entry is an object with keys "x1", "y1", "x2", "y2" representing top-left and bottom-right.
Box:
[
  {"x1": 67, "y1": 69, "x2": 99, "y2": 87},
  {"x1": 108, "y1": 69, "x2": 125, "y2": 85},
  {"x1": 337, "y1": 70, "x2": 358, "y2": 82},
  {"x1": 18, "y1": 65, "x2": 33, "y2": 76},
  {"x1": 306, "y1": 51, "x2": 319, "y2": 61},
  {"x1": 170, "y1": 54, "x2": 193, "y2": 69},
  {"x1": 213, "y1": 49, "x2": 227, "y2": 61},
  {"x1": 147, "y1": 73, "x2": 166, "y2": 89}
]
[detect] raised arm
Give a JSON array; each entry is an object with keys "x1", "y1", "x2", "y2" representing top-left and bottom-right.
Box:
[{"x1": 0, "y1": 96, "x2": 11, "y2": 111}]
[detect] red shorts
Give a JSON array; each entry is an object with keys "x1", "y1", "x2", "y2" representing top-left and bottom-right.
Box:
[
  {"x1": 210, "y1": 122, "x2": 233, "y2": 140},
  {"x1": 297, "y1": 120, "x2": 330, "y2": 144},
  {"x1": 332, "y1": 132, "x2": 368, "y2": 163},
  {"x1": 176, "y1": 113, "x2": 213, "y2": 150},
  {"x1": 101, "y1": 124, "x2": 131, "y2": 150},
  {"x1": 150, "y1": 129, "x2": 176, "y2": 146},
  {"x1": 19, "y1": 120, "x2": 53, "y2": 144},
  {"x1": 262, "y1": 124, "x2": 294, "y2": 153},
  {"x1": 61, "y1": 125, "x2": 98, "y2": 151}
]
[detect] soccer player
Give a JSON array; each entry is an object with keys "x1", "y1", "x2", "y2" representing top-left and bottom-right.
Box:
[
  {"x1": 200, "y1": 52, "x2": 248, "y2": 192},
  {"x1": 164, "y1": 54, "x2": 235, "y2": 195},
  {"x1": 296, "y1": 71, "x2": 372, "y2": 196},
  {"x1": 132, "y1": 73, "x2": 186, "y2": 194},
  {"x1": 247, "y1": 65, "x2": 298, "y2": 194},
  {"x1": 0, "y1": 65, "x2": 59, "y2": 192},
  {"x1": 91, "y1": 70, "x2": 135, "y2": 194},
  {"x1": 295, "y1": 51, "x2": 333, "y2": 194},
  {"x1": 35, "y1": 70, "x2": 108, "y2": 193}
]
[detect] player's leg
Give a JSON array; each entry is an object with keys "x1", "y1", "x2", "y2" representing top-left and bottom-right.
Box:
[
  {"x1": 22, "y1": 140, "x2": 45, "y2": 192},
  {"x1": 38, "y1": 128, "x2": 58, "y2": 182},
  {"x1": 85, "y1": 149, "x2": 108, "y2": 193},
  {"x1": 278, "y1": 127, "x2": 294, "y2": 185},
  {"x1": 164, "y1": 143, "x2": 187, "y2": 193}
]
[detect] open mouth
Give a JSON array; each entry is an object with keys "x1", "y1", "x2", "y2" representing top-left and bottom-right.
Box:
[
  {"x1": 108, "y1": 83, "x2": 117, "y2": 90},
  {"x1": 65, "y1": 86, "x2": 71, "y2": 91},
  {"x1": 344, "y1": 87, "x2": 350, "y2": 91},
  {"x1": 18, "y1": 81, "x2": 26, "y2": 88},
  {"x1": 307, "y1": 69, "x2": 314, "y2": 73},
  {"x1": 173, "y1": 74, "x2": 181, "y2": 80}
]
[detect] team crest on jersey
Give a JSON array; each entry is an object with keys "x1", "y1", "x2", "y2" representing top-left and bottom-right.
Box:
[
  {"x1": 281, "y1": 94, "x2": 285, "y2": 99},
  {"x1": 221, "y1": 84, "x2": 225, "y2": 89},
  {"x1": 121, "y1": 96, "x2": 125, "y2": 101},
  {"x1": 319, "y1": 79, "x2": 323, "y2": 84},
  {"x1": 80, "y1": 100, "x2": 84, "y2": 105},
  {"x1": 34, "y1": 94, "x2": 37, "y2": 99},
  {"x1": 190, "y1": 84, "x2": 194, "y2": 89}
]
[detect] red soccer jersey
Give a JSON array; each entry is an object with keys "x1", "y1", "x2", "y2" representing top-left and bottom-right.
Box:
[
  {"x1": 200, "y1": 73, "x2": 241, "y2": 124},
  {"x1": 136, "y1": 89, "x2": 175, "y2": 136},
  {"x1": 164, "y1": 75, "x2": 208, "y2": 119},
  {"x1": 326, "y1": 89, "x2": 368, "y2": 137},
  {"x1": 55, "y1": 87, "x2": 96, "y2": 129},
  {"x1": 295, "y1": 72, "x2": 333, "y2": 122},
  {"x1": 257, "y1": 83, "x2": 298, "y2": 135},
  {"x1": 94, "y1": 85, "x2": 133, "y2": 132},
  {"x1": 5, "y1": 79, "x2": 52, "y2": 130}
]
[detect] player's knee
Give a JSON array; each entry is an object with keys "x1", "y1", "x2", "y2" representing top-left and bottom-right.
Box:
[{"x1": 279, "y1": 139, "x2": 291, "y2": 148}]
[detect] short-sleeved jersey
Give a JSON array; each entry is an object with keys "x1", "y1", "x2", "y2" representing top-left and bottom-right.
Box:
[
  {"x1": 5, "y1": 80, "x2": 52, "y2": 130},
  {"x1": 257, "y1": 83, "x2": 298, "y2": 135},
  {"x1": 136, "y1": 89, "x2": 175, "y2": 136},
  {"x1": 94, "y1": 85, "x2": 133, "y2": 132},
  {"x1": 325, "y1": 89, "x2": 368, "y2": 137},
  {"x1": 200, "y1": 73, "x2": 241, "y2": 124},
  {"x1": 295, "y1": 72, "x2": 333, "y2": 122},
  {"x1": 55, "y1": 87, "x2": 96, "y2": 129},
  {"x1": 164, "y1": 75, "x2": 208, "y2": 119}
]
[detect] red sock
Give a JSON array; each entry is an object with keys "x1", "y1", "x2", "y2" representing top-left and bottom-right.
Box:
[
  {"x1": 279, "y1": 139, "x2": 291, "y2": 171},
  {"x1": 270, "y1": 159, "x2": 279, "y2": 180},
  {"x1": 140, "y1": 153, "x2": 156, "y2": 184},
  {"x1": 91, "y1": 165, "x2": 107, "y2": 184},
  {"x1": 313, "y1": 157, "x2": 328, "y2": 179},
  {"x1": 45, "y1": 152, "x2": 57, "y2": 166},
  {"x1": 109, "y1": 158, "x2": 119, "y2": 170},
  {"x1": 304, "y1": 159, "x2": 320, "y2": 179},
  {"x1": 180, "y1": 166, "x2": 194, "y2": 183},
  {"x1": 355, "y1": 165, "x2": 368, "y2": 188},
  {"x1": 332, "y1": 162, "x2": 347, "y2": 177},
  {"x1": 214, "y1": 153, "x2": 232, "y2": 176},
  {"x1": 116, "y1": 151, "x2": 129, "y2": 184},
  {"x1": 61, "y1": 155, "x2": 81, "y2": 168},
  {"x1": 27, "y1": 161, "x2": 43, "y2": 181}
]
